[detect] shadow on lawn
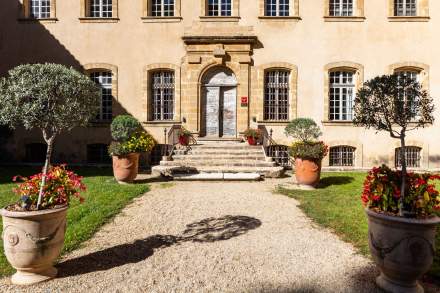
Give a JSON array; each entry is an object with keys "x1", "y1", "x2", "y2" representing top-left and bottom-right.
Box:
[
  {"x1": 57, "y1": 215, "x2": 262, "y2": 277},
  {"x1": 317, "y1": 176, "x2": 355, "y2": 189}
]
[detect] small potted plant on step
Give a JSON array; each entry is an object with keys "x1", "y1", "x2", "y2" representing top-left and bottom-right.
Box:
[
  {"x1": 109, "y1": 115, "x2": 155, "y2": 183},
  {"x1": 177, "y1": 127, "x2": 192, "y2": 146},
  {"x1": 0, "y1": 63, "x2": 100, "y2": 285},
  {"x1": 243, "y1": 128, "x2": 262, "y2": 145},
  {"x1": 285, "y1": 118, "x2": 328, "y2": 187},
  {"x1": 354, "y1": 74, "x2": 439, "y2": 293}
]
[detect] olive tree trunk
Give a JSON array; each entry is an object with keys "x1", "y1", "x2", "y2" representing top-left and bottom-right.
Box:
[
  {"x1": 399, "y1": 132, "x2": 407, "y2": 217},
  {"x1": 37, "y1": 134, "x2": 55, "y2": 209}
]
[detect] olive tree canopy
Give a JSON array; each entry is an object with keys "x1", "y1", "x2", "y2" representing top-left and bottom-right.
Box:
[{"x1": 0, "y1": 63, "x2": 101, "y2": 209}]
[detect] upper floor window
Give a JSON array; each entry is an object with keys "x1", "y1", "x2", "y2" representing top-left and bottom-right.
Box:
[
  {"x1": 329, "y1": 0, "x2": 354, "y2": 16},
  {"x1": 90, "y1": 0, "x2": 113, "y2": 18},
  {"x1": 264, "y1": 70, "x2": 290, "y2": 121},
  {"x1": 329, "y1": 71, "x2": 355, "y2": 121},
  {"x1": 90, "y1": 71, "x2": 113, "y2": 121},
  {"x1": 207, "y1": 0, "x2": 232, "y2": 16},
  {"x1": 151, "y1": 71, "x2": 175, "y2": 121},
  {"x1": 151, "y1": 0, "x2": 175, "y2": 16},
  {"x1": 395, "y1": 0, "x2": 416, "y2": 16},
  {"x1": 329, "y1": 146, "x2": 355, "y2": 166},
  {"x1": 30, "y1": 0, "x2": 51, "y2": 18},
  {"x1": 395, "y1": 146, "x2": 421, "y2": 168},
  {"x1": 265, "y1": 0, "x2": 289, "y2": 16}
]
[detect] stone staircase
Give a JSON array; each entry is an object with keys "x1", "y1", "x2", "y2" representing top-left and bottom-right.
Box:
[{"x1": 152, "y1": 140, "x2": 285, "y2": 180}]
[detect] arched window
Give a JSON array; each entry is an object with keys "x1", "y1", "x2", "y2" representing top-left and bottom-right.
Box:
[
  {"x1": 264, "y1": 69, "x2": 290, "y2": 121},
  {"x1": 329, "y1": 70, "x2": 355, "y2": 121},
  {"x1": 395, "y1": 146, "x2": 421, "y2": 168},
  {"x1": 151, "y1": 70, "x2": 175, "y2": 121},
  {"x1": 90, "y1": 71, "x2": 113, "y2": 121},
  {"x1": 25, "y1": 143, "x2": 47, "y2": 163},
  {"x1": 329, "y1": 146, "x2": 356, "y2": 167},
  {"x1": 87, "y1": 144, "x2": 110, "y2": 164}
]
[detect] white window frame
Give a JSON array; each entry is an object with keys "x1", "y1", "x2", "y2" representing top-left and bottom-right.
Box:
[
  {"x1": 30, "y1": 0, "x2": 51, "y2": 18},
  {"x1": 329, "y1": 71, "x2": 355, "y2": 121},
  {"x1": 207, "y1": 0, "x2": 232, "y2": 16},
  {"x1": 394, "y1": 0, "x2": 417, "y2": 16},
  {"x1": 90, "y1": 72, "x2": 113, "y2": 121},
  {"x1": 90, "y1": 0, "x2": 113, "y2": 18},
  {"x1": 151, "y1": 0, "x2": 175, "y2": 16},
  {"x1": 265, "y1": 0, "x2": 290, "y2": 16},
  {"x1": 329, "y1": 0, "x2": 355, "y2": 16},
  {"x1": 151, "y1": 71, "x2": 175, "y2": 121}
]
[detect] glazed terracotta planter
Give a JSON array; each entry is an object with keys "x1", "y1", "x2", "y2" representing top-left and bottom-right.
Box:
[
  {"x1": 247, "y1": 137, "x2": 257, "y2": 146},
  {"x1": 112, "y1": 153, "x2": 140, "y2": 183},
  {"x1": 1, "y1": 205, "x2": 68, "y2": 285},
  {"x1": 179, "y1": 136, "x2": 190, "y2": 146},
  {"x1": 366, "y1": 209, "x2": 440, "y2": 293},
  {"x1": 294, "y1": 158, "x2": 321, "y2": 187}
]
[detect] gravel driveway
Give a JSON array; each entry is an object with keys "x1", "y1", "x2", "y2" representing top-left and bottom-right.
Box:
[{"x1": 0, "y1": 176, "x2": 437, "y2": 292}]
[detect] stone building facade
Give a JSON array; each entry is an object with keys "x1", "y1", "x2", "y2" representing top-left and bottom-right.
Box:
[{"x1": 1, "y1": 0, "x2": 439, "y2": 170}]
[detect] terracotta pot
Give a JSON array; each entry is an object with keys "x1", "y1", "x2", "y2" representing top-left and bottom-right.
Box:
[
  {"x1": 366, "y1": 209, "x2": 440, "y2": 293},
  {"x1": 294, "y1": 158, "x2": 321, "y2": 187},
  {"x1": 247, "y1": 137, "x2": 257, "y2": 145},
  {"x1": 1, "y1": 206, "x2": 68, "y2": 285},
  {"x1": 112, "y1": 153, "x2": 140, "y2": 183},
  {"x1": 179, "y1": 136, "x2": 189, "y2": 146}
]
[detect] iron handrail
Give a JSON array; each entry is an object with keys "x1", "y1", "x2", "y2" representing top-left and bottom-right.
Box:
[{"x1": 258, "y1": 125, "x2": 295, "y2": 167}]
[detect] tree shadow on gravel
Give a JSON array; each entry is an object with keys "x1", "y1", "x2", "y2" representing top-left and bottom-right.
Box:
[{"x1": 57, "y1": 215, "x2": 261, "y2": 278}]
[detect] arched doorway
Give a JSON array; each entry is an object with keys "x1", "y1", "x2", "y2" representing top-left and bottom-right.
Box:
[{"x1": 201, "y1": 67, "x2": 237, "y2": 138}]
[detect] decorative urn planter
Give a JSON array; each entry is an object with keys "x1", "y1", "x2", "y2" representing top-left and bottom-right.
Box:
[
  {"x1": 366, "y1": 209, "x2": 440, "y2": 293},
  {"x1": 247, "y1": 137, "x2": 257, "y2": 146},
  {"x1": 1, "y1": 206, "x2": 68, "y2": 285},
  {"x1": 112, "y1": 152, "x2": 140, "y2": 183},
  {"x1": 179, "y1": 136, "x2": 189, "y2": 146},
  {"x1": 294, "y1": 158, "x2": 321, "y2": 187}
]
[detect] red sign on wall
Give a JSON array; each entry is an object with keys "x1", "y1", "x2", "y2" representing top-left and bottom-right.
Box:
[{"x1": 241, "y1": 96, "x2": 248, "y2": 107}]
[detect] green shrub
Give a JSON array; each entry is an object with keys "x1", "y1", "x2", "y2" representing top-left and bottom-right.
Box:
[
  {"x1": 110, "y1": 115, "x2": 142, "y2": 142},
  {"x1": 108, "y1": 131, "x2": 155, "y2": 156},
  {"x1": 290, "y1": 141, "x2": 328, "y2": 161},
  {"x1": 285, "y1": 118, "x2": 322, "y2": 142}
]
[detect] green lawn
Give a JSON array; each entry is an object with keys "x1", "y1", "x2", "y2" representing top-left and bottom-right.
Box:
[
  {"x1": 277, "y1": 172, "x2": 440, "y2": 280},
  {"x1": 0, "y1": 166, "x2": 149, "y2": 277}
]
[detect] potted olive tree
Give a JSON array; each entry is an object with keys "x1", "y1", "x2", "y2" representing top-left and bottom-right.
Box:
[
  {"x1": 285, "y1": 118, "x2": 328, "y2": 187},
  {"x1": 243, "y1": 128, "x2": 262, "y2": 145},
  {"x1": 0, "y1": 63, "x2": 100, "y2": 285},
  {"x1": 354, "y1": 74, "x2": 439, "y2": 293},
  {"x1": 108, "y1": 115, "x2": 155, "y2": 183}
]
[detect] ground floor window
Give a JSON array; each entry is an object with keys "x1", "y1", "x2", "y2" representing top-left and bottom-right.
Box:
[
  {"x1": 87, "y1": 144, "x2": 110, "y2": 164},
  {"x1": 395, "y1": 146, "x2": 421, "y2": 168},
  {"x1": 25, "y1": 143, "x2": 47, "y2": 163},
  {"x1": 329, "y1": 146, "x2": 355, "y2": 167},
  {"x1": 264, "y1": 70, "x2": 290, "y2": 121}
]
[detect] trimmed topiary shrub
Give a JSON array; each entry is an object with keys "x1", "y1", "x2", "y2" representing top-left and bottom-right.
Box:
[{"x1": 110, "y1": 115, "x2": 142, "y2": 142}]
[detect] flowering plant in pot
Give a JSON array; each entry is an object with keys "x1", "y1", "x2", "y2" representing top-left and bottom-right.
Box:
[
  {"x1": 177, "y1": 127, "x2": 192, "y2": 146},
  {"x1": 108, "y1": 115, "x2": 155, "y2": 183},
  {"x1": 0, "y1": 63, "x2": 100, "y2": 285},
  {"x1": 285, "y1": 118, "x2": 328, "y2": 187},
  {"x1": 354, "y1": 74, "x2": 438, "y2": 293},
  {"x1": 243, "y1": 128, "x2": 262, "y2": 145}
]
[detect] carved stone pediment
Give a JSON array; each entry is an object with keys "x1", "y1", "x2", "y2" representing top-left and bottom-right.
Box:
[{"x1": 182, "y1": 23, "x2": 257, "y2": 45}]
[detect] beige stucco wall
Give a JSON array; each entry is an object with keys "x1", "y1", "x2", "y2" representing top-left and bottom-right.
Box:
[{"x1": 1, "y1": 0, "x2": 439, "y2": 169}]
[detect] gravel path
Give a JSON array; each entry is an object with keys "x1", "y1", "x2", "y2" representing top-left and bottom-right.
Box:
[{"x1": 0, "y1": 176, "x2": 437, "y2": 292}]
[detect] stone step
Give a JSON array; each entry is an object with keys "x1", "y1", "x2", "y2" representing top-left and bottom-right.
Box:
[
  {"x1": 151, "y1": 165, "x2": 285, "y2": 178},
  {"x1": 160, "y1": 160, "x2": 277, "y2": 167},
  {"x1": 192, "y1": 144, "x2": 262, "y2": 150},
  {"x1": 177, "y1": 149, "x2": 264, "y2": 156},
  {"x1": 172, "y1": 155, "x2": 268, "y2": 161},
  {"x1": 173, "y1": 172, "x2": 261, "y2": 181}
]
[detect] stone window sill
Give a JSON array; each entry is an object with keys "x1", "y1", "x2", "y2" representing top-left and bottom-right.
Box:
[
  {"x1": 323, "y1": 16, "x2": 366, "y2": 22},
  {"x1": 388, "y1": 16, "x2": 430, "y2": 22},
  {"x1": 199, "y1": 16, "x2": 240, "y2": 22},
  {"x1": 141, "y1": 16, "x2": 183, "y2": 23},
  {"x1": 322, "y1": 121, "x2": 356, "y2": 126},
  {"x1": 143, "y1": 121, "x2": 182, "y2": 127},
  {"x1": 257, "y1": 121, "x2": 289, "y2": 126},
  {"x1": 18, "y1": 17, "x2": 58, "y2": 23},
  {"x1": 79, "y1": 17, "x2": 119, "y2": 23},
  {"x1": 258, "y1": 16, "x2": 301, "y2": 22}
]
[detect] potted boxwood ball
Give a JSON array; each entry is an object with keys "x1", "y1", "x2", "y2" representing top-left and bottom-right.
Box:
[
  {"x1": 109, "y1": 115, "x2": 155, "y2": 183},
  {"x1": 0, "y1": 63, "x2": 100, "y2": 285},
  {"x1": 243, "y1": 128, "x2": 262, "y2": 146},
  {"x1": 285, "y1": 118, "x2": 328, "y2": 187},
  {"x1": 177, "y1": 127, "x2": 192, "y2": 146},
  {"x1": 354, "y1": 74, "x2": 438, "y2": 293}
]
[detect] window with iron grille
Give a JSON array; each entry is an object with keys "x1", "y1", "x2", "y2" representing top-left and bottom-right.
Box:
[
  {"x1": 265, "y1": 0, "x2": 290, "y2": 16},
  {"x1": 329, "y1": 71, "x2": 355, "y2": 121},
  {"x1": 151, "y1": 0, "x2": 175, "y2": 16},
  {"x1": 30, "y1": 0, "x2": 51, "y2": 18},
  {"x1": 207, "y1": 0, "x2": 232, "y2": 16},
  {"x1": 87, "y1": 144, "x2": 111, "y2": 164},
  {"x1": 90, "y1": 0, "x2": 113, "y2": 17},
  {"x1": 151, "y1": 71, "x2": 175, "y2": 121},
  {"x1": 395, "y1": 0, "x2": 417, "y2": 16},
  {"x1": 90, "y1": 72, "x2": 113, "y2": 121},
  {"x1": 395, "y1": 146, "x2": 421, "y2": 168},
  {"x1": 329, "y1": 146, "x2": 355, "y2": 166},
  {"x1": 264, "y1": 70, "x2": 290, "y2": 121},
  {"x1": 329, "y1": 0, "x2": 353, "y2": 16}
]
